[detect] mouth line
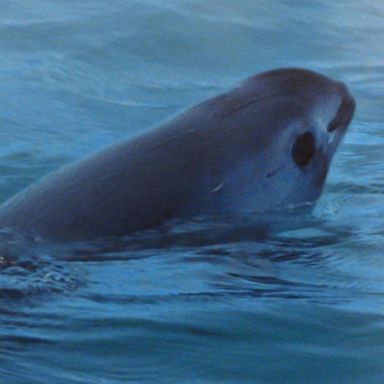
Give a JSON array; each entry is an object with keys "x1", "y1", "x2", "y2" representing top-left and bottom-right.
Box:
[
  {"x1": 325, "y1": 92, "x2": 355, "y2": 161},
  {"x1": 327, "y1": 94, "x2": 356, "y2": 133}
]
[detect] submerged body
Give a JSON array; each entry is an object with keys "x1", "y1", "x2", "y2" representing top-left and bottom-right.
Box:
[{"x1": 0, "y1": 69, "x2": 355, "y2": 241}]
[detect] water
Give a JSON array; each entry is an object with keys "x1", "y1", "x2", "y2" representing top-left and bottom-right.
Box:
[{"x1": 1, "y1": 1, "x2": 384, "y2": 383}]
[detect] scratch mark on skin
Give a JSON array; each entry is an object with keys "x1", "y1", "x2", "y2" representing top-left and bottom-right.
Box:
[
  {"x1": 266, "y1": 165, "x2": 285, "y2": 178},
  {"x1": 211, "y1": 183, "x2": 224, "y2": 193}
]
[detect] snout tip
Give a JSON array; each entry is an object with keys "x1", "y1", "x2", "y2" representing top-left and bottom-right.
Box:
[{"x1": 327, "y1": 83, "x2": 356, "y2": 132}]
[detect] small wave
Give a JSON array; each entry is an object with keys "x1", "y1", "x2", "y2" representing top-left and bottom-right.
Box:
[{"x1": 0, "y1": 229, "x2": 86, "y2": 300}]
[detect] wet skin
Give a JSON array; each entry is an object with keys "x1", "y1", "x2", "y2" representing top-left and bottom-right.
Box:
[{"x1": 0, "y1": 68, "x2": 355, "y2": 241}]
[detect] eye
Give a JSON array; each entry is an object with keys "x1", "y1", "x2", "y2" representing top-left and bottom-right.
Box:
[{"x1": 292, "y1": 132, "x2": 315, "y2": 167}]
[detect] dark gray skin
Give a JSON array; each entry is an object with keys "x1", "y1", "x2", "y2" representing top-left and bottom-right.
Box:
[{"x1": 0, "y1": 68, "x2": 355, "y2": 241}]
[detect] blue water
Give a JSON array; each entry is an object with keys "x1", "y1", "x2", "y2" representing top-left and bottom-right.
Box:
[{"x1": 1, "y1": 1, "x2": 384, "y2": 383}]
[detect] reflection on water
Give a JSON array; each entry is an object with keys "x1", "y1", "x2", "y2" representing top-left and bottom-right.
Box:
[{"x1": 1, "y1": 1, "x2": 384, "y2": 383}]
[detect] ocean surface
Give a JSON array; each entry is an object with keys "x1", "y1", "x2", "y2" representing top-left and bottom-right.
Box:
[{"x1": 1, "y1": 1, "x2": 384, "y2": 383}]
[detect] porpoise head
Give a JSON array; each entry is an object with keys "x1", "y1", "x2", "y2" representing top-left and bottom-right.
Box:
[
  {"x1": 206, "y1": 68, "x2": 355, "y2": 213},
  {"x1": 0, "y1": 68, "x2": 355, "y2": 241}
]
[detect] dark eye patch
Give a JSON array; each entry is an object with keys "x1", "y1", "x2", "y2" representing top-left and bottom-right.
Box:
[{"x1": 292, "y1": 132, "x2": 315, "y2": 167}]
